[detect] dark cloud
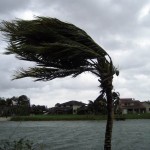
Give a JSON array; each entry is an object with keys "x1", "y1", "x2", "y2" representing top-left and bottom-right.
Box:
[
  {"x1": 0, "y1": 0, "x2": 29, "y2": 12},
  {"x1": 0, "y1": 0, "x2": 31, "y2": 19}
]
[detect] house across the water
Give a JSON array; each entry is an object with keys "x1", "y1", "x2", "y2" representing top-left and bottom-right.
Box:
[
  {"x1": 49, "y1": 100, "x2": 86, "y2": 114},
  {"x1": 120, "y1": 98, "x2": 150, "y2": 114},
  {"x1": 48, "y1": 98, "x2": 150, "y2": 115}
]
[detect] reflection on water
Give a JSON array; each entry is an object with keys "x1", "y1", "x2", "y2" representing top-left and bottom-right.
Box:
[{"x1": 0, "y1": 120, "x2": 150, "y2": 150}]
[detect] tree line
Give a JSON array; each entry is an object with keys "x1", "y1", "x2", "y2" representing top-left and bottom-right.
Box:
[
  {"x1": 77, "y1": 92, "x2": 120, "y2": 115},
  {"x1": 0, "y1": 95, "x2": 47, "y2": 117}
]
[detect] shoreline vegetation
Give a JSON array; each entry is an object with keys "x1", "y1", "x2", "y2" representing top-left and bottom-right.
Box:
[{"x1": 8, "y1": 113, "x2": 150, "y2": 121}]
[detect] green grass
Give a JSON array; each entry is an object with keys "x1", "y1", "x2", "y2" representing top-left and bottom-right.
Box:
[
  {"x1": 11, "y1": 114, "x2": 107, "y2": 121},
  {"x1": 10, "y1": 113, "x2": 150, "y2": 121},
  {"x1": 124, "y1": 113, "x2": 150, "y2": 119}
]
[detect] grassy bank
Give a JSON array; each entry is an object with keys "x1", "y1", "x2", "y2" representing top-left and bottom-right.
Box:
[
  {"x1": 10, "y1": 113, "x2": 150, "y2": 121},
  {"x1": 11, "y1": 114, "x2": 107, "y2": 121},
  {"x1": 124, "y1": 113, "x2": 150, "y2": 119}
]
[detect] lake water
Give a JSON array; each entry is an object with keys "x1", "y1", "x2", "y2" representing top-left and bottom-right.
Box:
[{"x1": 0, "y1": 120, "x2": 150, "y2": 150}]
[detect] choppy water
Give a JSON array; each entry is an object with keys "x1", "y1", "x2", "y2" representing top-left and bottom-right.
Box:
[{"x1": 0, "y1": 120, "x2": 150, "y2": 150}]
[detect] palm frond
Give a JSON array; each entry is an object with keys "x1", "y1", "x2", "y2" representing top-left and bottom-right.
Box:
[
  {"x1": 13, "y1": 67, "x2": 95, "y2": 81},
  {"x1": 0, "y1": 17, "x2": 116, "y2": 81},
  {"x1": 0, "y1": 17, "x2": 106, "y2": 58}
]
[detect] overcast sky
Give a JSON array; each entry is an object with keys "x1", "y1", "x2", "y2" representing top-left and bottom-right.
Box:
[{"x1": 0, "y1": 0, "x2": 150, "y2": 107}]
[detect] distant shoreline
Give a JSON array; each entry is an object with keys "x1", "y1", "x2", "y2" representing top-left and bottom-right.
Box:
[
  {"x1": 10, "y1": 113, "x2": 150, "y2": 121},
  {"x1": 0, "y1": 117, "x2": 11, "y2": 121}
]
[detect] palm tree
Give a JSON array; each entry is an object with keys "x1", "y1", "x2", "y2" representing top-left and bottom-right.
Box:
[
  {"x1": 88, "y1": 100, "x2": 96, "y2": 114},
  {"x1": 0, "y1": 17, "x2": 119, "y2": 150},
  {"x1": 95, "y1": 94, "x2": 107, "y2": 114},
  {"x1": 88, "y1": 97, "x2": 107, "y2": 115},
  {"x1": 113, "y1": 92, "x2": 120, "y2": 114}
]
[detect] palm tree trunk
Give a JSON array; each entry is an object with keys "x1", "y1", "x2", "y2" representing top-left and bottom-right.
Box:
[{"x1": 104, "y1": 86, "x2": 114, "y2": 150}]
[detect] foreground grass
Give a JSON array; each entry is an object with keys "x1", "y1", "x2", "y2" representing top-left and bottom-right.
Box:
[{"x1": 10, "y1": 113, "x2": 150, "y2": 121}]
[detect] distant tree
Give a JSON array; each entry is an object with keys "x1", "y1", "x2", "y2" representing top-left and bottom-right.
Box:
[
  {"x1": 88, "y1": 91, "x2": 120, "y2": 115},
  {"x1": 31, "y1": 105, "x2": 47, "y2": 115},
  {"x1": 0, "y1": 17, "x2": 119, "y2": 150},
  {"x1": 77, "y1": 105, "x2": 88, "y2": 115},
  {"x1": 0, "y1": 96, "x2": 31, "y2": 116},
  {"x1": 87, "y1": 100, "x2": 95, "y2": 114},
  {"x1": 9, "y1": 96, "x2": 18, "y2": 105},
  {"x1": 5, "y1": 95, "x2": 31, "y2": 116},
  {"x1": 55, "y1": 103, "x2": 61, "y2": 107},
  {"x1": 113, "y1": 92, "x2": 120, "y2": 114},
  {"x1": 6, "y1": 98, "x2": 13, "y2": 106},
  {"x1": 15, "y1": 95, "x2": 30, "y2": 116},
  {"x1": 0, "y1": 97, "x2": 6, "y2": 116},
  {"x1": 87, "y1": 100, "x2": 105, "y2": 114},
  {"x1": 5, "y1": 98, "x2": 13, "y2": 117},
  {"x1": 0, "y1": 97, "x2": 6, "y2": 106},
  {"x1": 18, "y1": 95, "x2": 30, "y2": 106}
]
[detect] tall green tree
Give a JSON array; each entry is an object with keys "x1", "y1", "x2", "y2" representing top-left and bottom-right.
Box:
[
  {"x1": 18, "y1": 95, "x2": 30, "y2": 106},
  {"x1": 87, "y1": 98, "x2": 107, "y2": 115},
  {"x1": 0, "y1": 17, "x2": 119, "y2": 150},
  {"x1": 0, "y1": 97, "x2": 6, "y2": 106},
  {"x1": 16, "y1": 95, "x2": 30, "y2": 116}
]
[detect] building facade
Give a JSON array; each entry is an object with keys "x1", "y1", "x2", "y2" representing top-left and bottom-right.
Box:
[
  {"x1": 49, "y1": 100, "x2": 86, "y2": 114},
  {"x1": 119, "y1": 98, "x2": 149, "y2": 114}
]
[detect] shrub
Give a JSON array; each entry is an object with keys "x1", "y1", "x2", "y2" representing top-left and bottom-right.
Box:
[{"x1": 0, "y1": 138, "x2": 35, "y2": 150}]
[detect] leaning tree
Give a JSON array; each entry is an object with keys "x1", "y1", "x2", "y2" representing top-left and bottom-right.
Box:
[{"x1": 0, "y1": 17, "x2": 119, "y2": 150}]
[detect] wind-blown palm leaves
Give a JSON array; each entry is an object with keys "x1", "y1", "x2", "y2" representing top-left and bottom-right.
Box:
[
  {"x1": 88, "y1": 91, "x2": 120, "y2": 115},
  {"x1": 0, "y1": 17, "x2": 119, "y2": 150},
  {"x1": 0, "y1": 17, "x2": 117, "y2": 82}
]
